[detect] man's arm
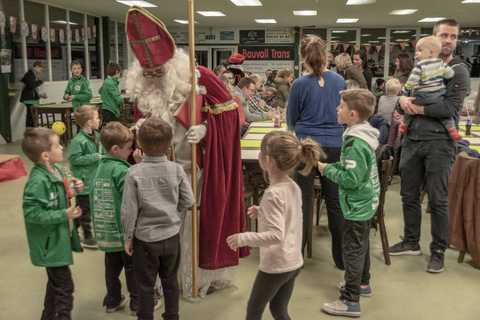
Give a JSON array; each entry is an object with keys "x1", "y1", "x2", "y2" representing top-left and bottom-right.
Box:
[{"x1": 121, "y1": 172, "x2": 139, "y2": 241}]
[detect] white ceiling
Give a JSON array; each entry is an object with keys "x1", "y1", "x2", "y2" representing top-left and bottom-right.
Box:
[{"x1": 38, "y1": 0, "x2": 480, "y2": 28}]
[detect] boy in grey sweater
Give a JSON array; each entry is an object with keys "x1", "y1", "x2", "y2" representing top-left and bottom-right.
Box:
[{"x1": 121, "y1": 117, "x2": 195, "y2": 320}]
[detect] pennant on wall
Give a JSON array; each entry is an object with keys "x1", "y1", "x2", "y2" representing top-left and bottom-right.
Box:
[
  {"x1": 59, "y1": 29, "x2": 65, "y2": 43},
  {"x1": 87, "y1": 27, "x2": 91, "y2": 40},
  {"x1": 0, "y1": 11, "x2": 5, "y2": 35},
  {"x1": 10, "y1": 16, "x2": 17, "y2": 34},
  {"x1": 31, "y1": 24, "x2": 38, "y2": 40},
  {"x1": 41, "y1": 26, "x2": 48, "y2": 42},
  {"x1": 50, "y1": 28, "x2": 56, "y2": 42},
  {"x1": 74, "y1": 28, "x2": 80, "y2": 42}
]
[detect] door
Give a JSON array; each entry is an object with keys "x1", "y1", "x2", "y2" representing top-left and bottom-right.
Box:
[
  {"x1": 212, "y1": 47, "x2": 236, "y2": 67},
  {"x1": 195, "y1": 46, "x2": 211, "y2": 69}
]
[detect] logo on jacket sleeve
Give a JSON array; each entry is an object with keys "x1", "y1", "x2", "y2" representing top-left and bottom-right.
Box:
[{"x1": 345, "y1": 160, "x2": 357, "y2": 169}]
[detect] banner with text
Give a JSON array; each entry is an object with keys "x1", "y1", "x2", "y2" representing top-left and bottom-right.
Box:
[{"x1": 238, "y1": 45, "x2": 295, "y2": 75}]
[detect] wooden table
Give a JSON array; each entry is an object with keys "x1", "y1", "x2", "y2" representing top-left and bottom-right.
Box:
[{"x1": 241, "y1": 121, "x2": 287, "y2": 162}]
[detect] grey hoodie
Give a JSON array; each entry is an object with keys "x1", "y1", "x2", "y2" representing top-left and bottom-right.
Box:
[{"x1": 343, "y1": 121, "x2": 380, "y2": 152}]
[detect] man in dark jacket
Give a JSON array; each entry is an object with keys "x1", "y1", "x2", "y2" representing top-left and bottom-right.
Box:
[
  {"x1": 20, "y1": 61, "x2": 47, "y2": 127},
  {"x1": 389, "y1": 19, "x2": 471, "y2": 273}
]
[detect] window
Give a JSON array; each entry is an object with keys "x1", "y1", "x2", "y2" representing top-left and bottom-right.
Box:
[
  {"x1": 49, "y1": 6, "x2": 68, "y2": 81},
  {"x1": 118, "y1": 22, "x2": 128, "y2": 70},
  {"x1": 2, "y1": 0, "x2": 21, "y2": 82},
  {"x1": 87, "y1": 15, "x2": 100, "y2": 79},
  {"x1": 69, "y1": 11, "x2": 85, "y2": 74},
  {"x1": 330, "y1": 29, "x2": 357, "y2": 57},
  {"x1": 458, "y1": 27, "x2": 480, "y2": 78},
  {"x1": 388, "y1": 29, "x2": 416, "y2": 76},
  {"x1": 360, "y1": 28, "x2": 386, "y2": 77},
  {"x1": 24, "y1": 1, "x2": 47, "y2": 77}
]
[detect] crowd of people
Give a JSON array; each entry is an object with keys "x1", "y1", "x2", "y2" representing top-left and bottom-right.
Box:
[{"x1": 18, "y1": 15, "x2": 476, "y2": 320}]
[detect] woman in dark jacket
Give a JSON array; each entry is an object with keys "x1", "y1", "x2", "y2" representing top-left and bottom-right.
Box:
[
  {"x1": 335, "y1": 53, "x2": 368, "y2": 89},
  {"x1": 20, "y1": 61, "x2": 46, "y2": 127},
  {"x1": 393, "y1": 53, "x2": 413, "y2": 85},
  {"x1": 353, "y1": 51, "x2": 373, "y2": 90}
]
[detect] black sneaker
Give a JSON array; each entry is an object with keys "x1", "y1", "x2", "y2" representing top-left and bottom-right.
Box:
[
  {"x1": 81, "y1": 238, "x2": 98, "y2": 249},
  {"x1": 427, "y1": 251, "x2": 445, "y2": 273},
  {"x1": 389, "y1": 241, "x2": 421, "y2": 256},
  {"x1": 105, "y1": 295, "x2": 127, "y2": 313}
]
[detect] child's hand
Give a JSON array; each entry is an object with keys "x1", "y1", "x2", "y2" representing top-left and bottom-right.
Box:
[
  {"x1": 67, "y1": 95, "x2": 73, "y2": 102},
  {"x1": 132, "y1": 148, "x2": 144, "y2": 164},
  {"x1": 247, "y1": 206, "x2": 259, "y2": 219},
  {"x1": 317, "y1": 161, "x2": 327, "y2": 174},
  {"x1": 71, "y1": 177, "x2": 84, "y2": 193},
  {"x1": 226, "y1": 234, "x2": 241, "y2": 251},
  {"x1": 125, "y1": 240, "x2": 133, "y2": 256},
  {"x1": 66, "y1": 205, "x2": 82, "y2": 220}
]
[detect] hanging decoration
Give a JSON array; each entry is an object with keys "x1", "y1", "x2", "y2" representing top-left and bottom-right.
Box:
[
  {"x1": 31, "y1": 24, "x2": 38, "y2": 40},
  {"x1": 50, "y1": 28, "x2": 56, "y2": 42},
  {"x1": 0, "y1": 11, "x2": 6, "y2": 35},
  {"x1": 41, "y1": 26, "x2": 48, "y2": 42},
  {"x1": 74, "y1": 28, "x2": 80, "y2": 42},
  {"x1": 87, "y1": 27, "x2": 91, "y2": 40},
  {"x1": 59, "y1": 29, "x2": 65, "y2": 43},
  {"x1": 20, "y1": 21, "x2": 29, "y2": 37},
  {"x1": 81, "y1": 27, "x2": 85, "y2": 41},
  {"x1": 10, "y1": 16, "x2": 17, "y2": 34}
]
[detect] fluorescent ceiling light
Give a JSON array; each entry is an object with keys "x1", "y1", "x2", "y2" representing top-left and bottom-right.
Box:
[
  {"x1": 418, "y1": 17, "x2": 446, "y2": 22},
  {"x1": 389, "y1": 9, "x2": 418, "y2": 15},
  {"x1": 115, "y1": 0, "x2": 157, "y2": 7},
  {"x1": 346, "y1": 0, "x2": 376, "y2": 5},
  {"x1": 174, "y1": 19, "x2": 189, "y2": 24},
  {"x1": 293, "y1": 10, "x2": 317, "y2": 16},
  {"x1": 393, "y1": 30, "x2": 412, "y2": 34},
  {"x1": 462, "y1": 0, "x2": 480, "y2": 3},
  {"x1": 369, "y1": 40, "x2": 380, "y2": 43},
  {"x1": 51, "y1": 20, "x2": 78, "y2": 25},
  {"x1": 332, "y1": 30, "x2": 348, "y2": 33},
  {"x1": 361, "y1": 34, "x2": 372, "y2": 37},
  {"x1": 378, "y1": 36, "x2": 386, "y2": 39},
  {"x1": 336, "y1": 18, "x2": 359, "y2": 23},
  {"x1": 255, "y1": 19, "x2": 276, "y2": 24},
  {"x1": 395, "y1": 39, "x2": 410, "y2": 42},
  {"x1": 197, "y1": 11, "x2": 225, "y2": 17},
  {"x1": 230, "y1": 0, "x2": 262, "y2": 6}
]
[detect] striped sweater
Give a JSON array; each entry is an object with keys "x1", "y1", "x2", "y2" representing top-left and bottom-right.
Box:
[{"x1": 403, "y1": 58, "x2": 455, "y2": 95}]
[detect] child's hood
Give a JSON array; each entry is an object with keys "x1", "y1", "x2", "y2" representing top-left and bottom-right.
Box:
[{"x1": 343, "y1": 121, "x2": 380, "y2": 151}]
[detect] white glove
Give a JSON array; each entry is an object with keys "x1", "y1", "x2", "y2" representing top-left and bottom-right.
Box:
[{"x1": 186, "y1": 124, "x2": 207, "y2": 144}]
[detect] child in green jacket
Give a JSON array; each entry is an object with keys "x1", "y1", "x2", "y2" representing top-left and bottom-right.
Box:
[
  {"x1": 64, "y1": 61, "x2": 92, "y2": 111},
  {"x1": 318, "y1": 89, "x2": 380, "y2": 318},
  {"x1": 100, "y1": 62, "x2": 124, "y2": 124},
  {"x1": 68, "y1": 105, "x2": 102, "y2": 248},
  {"x1": 22, "y1": 127, "x2": 83, "y2": 320},
  {"x1": 91, "y1": 122, "x2": 139, "y2": 314}
]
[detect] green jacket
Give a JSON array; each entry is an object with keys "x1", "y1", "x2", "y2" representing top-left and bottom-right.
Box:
[
  {"x1": 22, "y1": 164, "x2": 81, "y2": 267},
  {"x1": 91, "y1": 156, "x2": 130, "y2": 252},
  {"x1": 324, "y1": 122, "x2": 380, "y2": 221},
  {"x1": 68, "y1": 130, "x2": 102, "y2": 195},
  {"x1": 64, "y1": 75, "x2": 92, "y2": 111},
  {"x1": 99, "y1": 76, "x2": 124, "y2": 118}
]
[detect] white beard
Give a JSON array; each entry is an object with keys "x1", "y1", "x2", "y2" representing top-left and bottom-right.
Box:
[{"x1": 124, "y1": 49, "x2": 192, "y2": 124}]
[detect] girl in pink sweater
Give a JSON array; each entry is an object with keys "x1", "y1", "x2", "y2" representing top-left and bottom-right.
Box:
[{"x1": 227, "y1": 131, "x2": 323, "y2": 320}]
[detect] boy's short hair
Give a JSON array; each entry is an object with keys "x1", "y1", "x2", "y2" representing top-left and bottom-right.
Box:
[
  {"x1": 101, "y1": 121, "x2": 133, "y2": 152},
  {"x1": 71, "y1": 60, "x2": 82, "y2": 69},
  {"x1": 21, "y1": 127, "x2": 55, "y2": 163},
  {"x1": 106, "y1": 62, "x2": 121, "y2": 77},
  {"x1": 74, "y1": 105, "x2": 98, "y2": 127},
  {"x1": 238, "y1": 77, "x2": 255, "y2": 89},
  {"x1": 138, "y1": 117, "x2": 172, "y2": 156},
  {"x1": 33, "y1": 61, "x2": 44, "y2": 68},
  {"x1": 341, "y1": 89, "x2": 376, "y2": 121},
  {"x1": 385, "y1": 78, "x2": 402, "y2": 96},
  {"x1": 417, "y1": 36, "x2": 442, "y2": 56}
]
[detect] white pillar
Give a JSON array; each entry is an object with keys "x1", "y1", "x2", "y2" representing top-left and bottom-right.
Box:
[
  {"x1": 114, "y1": 21, "x2": 119, "y2": 63},
  {"x1": 66, "y1": 10, "x2": 72, "y2": 79},
  {"x1": 45, "y1": 4, "x2": 52, "y2": 81},
  {"x1": 99, "y1": 17, "x2": 104, "y2": 78},
  {"x1": 84, "y1": 14, "x2": 90, "y2": 79},
  {"x1": 384, "y1": 28, "x2": 391, "y2": 79},
  {"x1": 19, "y1": 0, "x2": 28, "y2": 73}
]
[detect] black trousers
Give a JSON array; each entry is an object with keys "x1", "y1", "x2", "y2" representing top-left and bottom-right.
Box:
[
  {"x1": 104, "y1": 251, "x2": 138, "y2": 310},
  {"x1": 399, "y1": 139, "x2": 455, "y2": 253},
  {"x1": 295, "y1": 147, "x2": 345, "y2": 269},
  {"x1": 341, "y1": 220, "x2": 371, "y2": 303},
  {"x1": 246, "y1": 269, "x2": 300, "y2": 320},
  {"x1": 75, "y1": 195, "x2": 92, "y2": 239},
  {"x1": 25, "y1": 104, "x2": 35, "y2": 127},
  {"x1": 41, "y1": 266, "x2": 74, "y2": 320},
  {"x1": 102, "y1": 109, "x2": 119, "y2": 126},
  {"x1": 133, "y1": 234, "x2": 180, "y2": 320}
]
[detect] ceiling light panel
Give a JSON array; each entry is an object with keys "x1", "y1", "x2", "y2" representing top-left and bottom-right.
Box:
[
  {"x1": 346, "y1": 0, "x2": 376, "y2": 4},
  {"x1": 115, "y1": 0, "x2": 157, "y2": 7},
  {"x1": 255, "y1": 19, "x2": 277, "y2": 24},
  {"x1": 418, "y1": 17, "x2": 446, "y2": 22},
  {"x1": 336, "y1": 18, "x2": 359, "y2": 23},
  {"x1": 174, "y1": 19, "x2": 189, "y2": 24},
  {"x1": 293, "y1": 10, "x2": 317, "y2": 16},
  {"x1": 197, "y1": 11, "x2": 225, "y2": 17},
  {"x1": 230, "y1": 0, "x2": 262, "y2": 6},
  {"x1": 389, "y1": 9, "x2": 418, "y2": 15},
  {"x1": 462, "y1": 0, "x2": 480, "y2": 3}
]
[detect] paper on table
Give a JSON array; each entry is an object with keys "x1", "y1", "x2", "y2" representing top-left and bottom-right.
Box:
[{"x1": 241, "y1": 140, "x2": 262, "y2": 149}]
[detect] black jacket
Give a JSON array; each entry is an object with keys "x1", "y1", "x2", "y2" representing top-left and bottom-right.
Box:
[
  {"x1": 400, "y1": 56, "x2": 471, "y2": 141},
  {"x1": 20, "y1": 69, "x2": 43, "y2": 102}
]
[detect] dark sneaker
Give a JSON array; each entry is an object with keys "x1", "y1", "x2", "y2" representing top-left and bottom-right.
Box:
[
  {"x1": 322, "y1": 299, "x2": 361, "y2": 318},
  {"x1": 338, "y1": 281, "x2": 373, "y2": 297},
  {"x1": 427, "y1": 251, "x2": 445, "y2": 273},
  {"x1": 106, "y1": 295, "x2": 127, "y2": 313},
  {"x1": 81, "y1": 238, "x2": 98, "y2": 249},
  {"x1": 389, "y1": 241, "x2": 421, "y2": 256}
]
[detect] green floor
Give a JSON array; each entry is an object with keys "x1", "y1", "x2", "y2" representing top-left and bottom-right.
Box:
[{"x1": 0, "y1": 143, "x2": 479, "y2": 320}]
